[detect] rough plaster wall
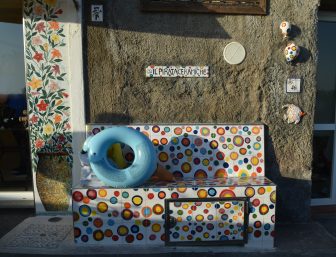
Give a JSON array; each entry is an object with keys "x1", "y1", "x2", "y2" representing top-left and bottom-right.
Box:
[{"x1": 84, "y1": 0, "x2": 320, "y2": 222}]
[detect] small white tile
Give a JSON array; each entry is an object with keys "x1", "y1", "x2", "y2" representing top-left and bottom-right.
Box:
[{"x1": 286, "y1": 78, "x2": 301, "y2": 93}]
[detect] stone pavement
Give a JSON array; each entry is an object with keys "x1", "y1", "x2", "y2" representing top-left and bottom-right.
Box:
[{"x1": 0, "y1": 208, "x2": 335, "y2": 257}]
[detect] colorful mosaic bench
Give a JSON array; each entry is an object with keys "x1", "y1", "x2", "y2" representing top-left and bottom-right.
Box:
[{"x1": 72, "y1": 124, "x2": 276, "y2": 249}]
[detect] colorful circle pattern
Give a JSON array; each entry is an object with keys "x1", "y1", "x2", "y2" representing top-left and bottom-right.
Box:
[{"x1": 143, "y1": 125, "x2": 264, "y2": 179}]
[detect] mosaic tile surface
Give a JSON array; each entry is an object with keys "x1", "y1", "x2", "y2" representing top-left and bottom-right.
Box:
[
  {"x1": 24, "y1": 0, "x2": 72, "y2": 165},
  {"x1": 72, "y1": 184, "x2": 275, "y2": 247},
  {"x1": 86, "y1": 124, "x2": 265, "y2": 179},
  {"x1": 78, "y1": 124, "x2": 275, "y2": 248},
  {"x1": 166, "y1": 199, "x2": 247, "y2": 244}
]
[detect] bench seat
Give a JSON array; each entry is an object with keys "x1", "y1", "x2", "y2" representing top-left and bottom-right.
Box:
[{"x1": 72, "y1": 124, "x2": 276, "y2": 249}]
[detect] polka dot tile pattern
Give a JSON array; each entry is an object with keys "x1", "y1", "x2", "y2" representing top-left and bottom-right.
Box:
[
  {"x1": 168, "y1": 200, "x2": 246, "y2": 243},
  {"x1": 86, "y1": 124, "x2": 265, "y2": 179},
  {"x1": 72, "y1": 182, "x2": 276, "y2": 246},
  {"x1": 77, "y1": 124, "x2": 275, "y2": 248}
]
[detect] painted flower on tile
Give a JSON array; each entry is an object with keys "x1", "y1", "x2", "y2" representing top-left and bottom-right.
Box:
[
  {"x1": 52, "y1": 64, "x2": 60, "y2": 75},
  {"x1": 35, "y1": 22, "x2": 45, "y2": 33},
  {"x1": 48, "y1": 20, "x2": 60, "y2": 30},
  {"x1": 43, "y1": 123, "x2": 54, "y2": 135},
  {"x1": 49, "y1": 81, "x2": 59, "y2": 92},
  {"x1": 35, "y1": 138, "x2": 45, "y2": 149},
  {"x1": 33, "y1": 4, "x2": 44, "y2": 16},
  {"x1": 33, "y1": 52, "x2": 43, "y2": 62},
  {"x1": 51, "y1": 33, "x2": 60, "y2": 44},
  {"x1": 58, "y1": 135, "x2": 65, "y2": 142},
  {"x1": 55, "y1": 9, "x2": 63, "y2": 15},
  {"x1": 54, "y1": 114, "x2": 62, "y2": 123},
  {"x1": 43, "y1": 43, "x2": 49, "y2": 51},
  {"x1": 55, "y1": 99, "x2": 63, "y2": 106},
  {"x1": 32, "y1": 36, "x2": 43, "y2": 45},
  {"x1": 37, "y1": 100, "x2": 48, "y2": 111},
  {"x1": 24, "y1": 0, "x2": 72, "y2": 167},
  {"x1": 51, "y1": 48, "x2": 61, "y2": 58},
  {"x1": 27, "y1": 77, "x2": 42, "y2": 90},
  {"x1": 64, "y1": 123, "x2": 71, "y2": 130},
  {"x1": 30, "y1": 114, "x2": 39, "y2": 124},
  {"x1": 31, "y1": 91, "x2": 41, "y2": 96}
]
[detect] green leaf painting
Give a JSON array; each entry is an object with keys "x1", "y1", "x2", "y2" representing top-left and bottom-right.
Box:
[{"x1": 24, "y1": 0, "x2": 72, "y2": 168}]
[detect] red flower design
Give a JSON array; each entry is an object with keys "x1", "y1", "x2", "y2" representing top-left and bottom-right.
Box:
[
  {"x1": 35, "y1": 22, "x2": 45, "y2": 33},
  {"x1": 58, "y1": 135, "x2": 65, "y2": 142},
  {"x1": 30, "y1": 115, "x2": 39, "y2": 124},
  {"x1": 33, "y1": 52, "x2": 43, "y2": 62},
  {"x1": 55, "y1": 9, "x2": 63, "y2": 15},
  {"x1": 52, "y1": 64, "x2": 60, "y2": 75},
  {"x1": 64, "y1": 123, "x2": 71, "y2": 130},
  {"x1": 62, "y1": 92, "x2": 69, "y2": 98},
  {"x1": 37, "y1": 100, "x2": 48, "y2": 111},
  {"x1": 35, "y1": 139, "x2": 45, "y2": 149}
]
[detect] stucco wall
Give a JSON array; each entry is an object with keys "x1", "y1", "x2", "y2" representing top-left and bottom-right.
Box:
[{"x1": 84, "y1": 0, "x2": 320, "y2": 222}]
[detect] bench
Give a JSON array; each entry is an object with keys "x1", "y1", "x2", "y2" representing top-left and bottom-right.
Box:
[{"x1": 72, "y1": 124, "x2": 276, "y2": 248}]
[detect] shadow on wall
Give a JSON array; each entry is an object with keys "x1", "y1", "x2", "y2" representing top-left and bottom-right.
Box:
[
  {"x1": 83, "y1": 0, "x2": 231, "y2": 39},
  {"x1": 94, "y1": 112, "x2": 133, "y2": 124},
  {"x1": 264, "y1": 126, "x2": 312, "y2": 223}
]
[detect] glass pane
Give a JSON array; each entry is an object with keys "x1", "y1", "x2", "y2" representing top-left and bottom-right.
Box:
[
  {"x1": 312, "y1": 130, "x2": 334, "y2": 198},
  {"x1": 0, "y1": 23, "x2": 25, "y2": 95},
  {"x1": 0, "y1": 22, "x2": 32, "y2": 192},
  {"x1": 315, "y1": 21, "x2": 336, "y2": 124}
]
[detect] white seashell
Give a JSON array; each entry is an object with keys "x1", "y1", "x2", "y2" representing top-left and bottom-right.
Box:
[{"x1": 282, "y1": 104, "x2": 305, "y2": 124}]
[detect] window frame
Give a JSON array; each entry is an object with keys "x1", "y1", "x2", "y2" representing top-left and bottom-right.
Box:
[{"x1": 311, "y1": 11, "x2": 336, "y2": 206}]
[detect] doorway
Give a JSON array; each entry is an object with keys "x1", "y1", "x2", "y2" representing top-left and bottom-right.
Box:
[
  {"x1": 0, "y1": 21, "x2": 34, "y2": 207},
  {"x1": 311, "y1": 11, "x2": 336, "y2": 205}
]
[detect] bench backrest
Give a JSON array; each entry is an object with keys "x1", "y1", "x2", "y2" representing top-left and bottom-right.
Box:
[{"x1": 86, "y1": 124, "x2": 265, "y2": 179}]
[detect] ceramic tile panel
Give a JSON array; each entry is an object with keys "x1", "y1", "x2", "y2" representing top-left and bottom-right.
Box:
[
  {"x1": 24, "y1": 0, "x2": 76, "y2": 214},
  {"x1": 216, "y1": 200, "x2": 246, "y2": 241},
  {"x1": 78, "y1": 124, "x2": 274, "y2": 248},
  {"x1": 143, "y1": 188, "x2": 169, "y2": 244},
  {"x1": 73, "y1": 183, "x2": 274, "y2": 247},
  {"x1": 24, "y1": 0, "x2": 73, "y2": 164},
  {"x1": 79, "y1": 175, "x2": 275, "y2": 189},
  {"x1": 72, "y1": 188, "x2": 123, "y2": 244},
  {"x1": 191, "y1": 200, "x2": 218, "y2": 242},
  {"x1": 261, "y1": 186, "x2": 276, "y2": 248},
  {"x1": 85, "y1": 124, "x2": 265, "y2": 179},
  {"x1": 167, "y1": 200, "x2": 195, "y2": 243},
  {"x1": 145, "y1": 65, "x2": 209, "y2": 78},
  {"x1": 110, "y1": 221, "x2": 148, "y2": 245},
  {"x1": 166, "y1": 198, "x2": 247, "y2": 245},
  {"x1": 119, "y1": 188, "x2": 148, "y2": 221}
]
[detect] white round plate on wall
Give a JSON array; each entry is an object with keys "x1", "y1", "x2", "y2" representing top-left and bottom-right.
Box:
[{"x1": 223, "y1": 42, "x2": 246, "y2": 65}]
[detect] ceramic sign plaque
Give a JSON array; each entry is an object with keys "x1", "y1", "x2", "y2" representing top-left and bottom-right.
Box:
[
  {"x1": 91, "y1": 5, "x2": 103, "y2": 22},
  {"x1": 146, "y1": 66, "x2": 209, "y2": 78}
]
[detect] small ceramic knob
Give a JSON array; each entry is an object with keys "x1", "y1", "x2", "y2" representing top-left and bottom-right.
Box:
[
  {"x1": 284, "y1": 42, "x2": 300, "y2": 62},
  {"x1": 280, "y1": 21, "x2": 291, "y2": 39}
]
